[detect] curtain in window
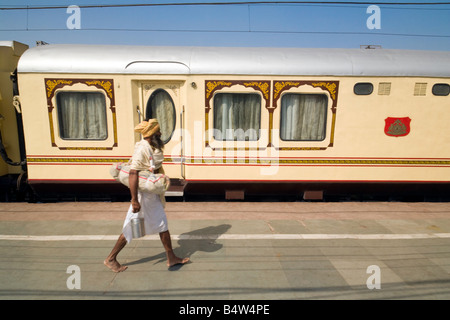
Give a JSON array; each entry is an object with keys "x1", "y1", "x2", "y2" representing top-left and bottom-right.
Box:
[
  {"x1": 148, "y1": 90, "x2": 175, "y2": 143},
  {"x1": 57, "y1": 92, "x2": 107, "y2": 140},
  {"x1": 280, "y1": 94, "x2": 327, "y2": 141},
  {"x1": 213, "y1": 93, "x2": 261, "y2": 141}
]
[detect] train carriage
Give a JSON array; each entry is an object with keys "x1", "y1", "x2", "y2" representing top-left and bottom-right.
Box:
[
  {"x1": 0, "y1": 41, "x2": 29, "y2": 200},
  {"x1": 6, "y1": 43, "x2": 450, "y2": 200}
]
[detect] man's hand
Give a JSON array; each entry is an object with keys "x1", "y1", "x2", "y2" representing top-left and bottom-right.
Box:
[{"x1": 131, "y1": 199, "x2": 141, "y2": 213}]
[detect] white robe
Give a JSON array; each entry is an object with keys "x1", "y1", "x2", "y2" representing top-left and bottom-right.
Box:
[
  {"x1": 122, "y1": 191, "x2": 168, "y2": 243},
  {"x1": 122, "y1": 139, "x2": 168, "y2": 243}
]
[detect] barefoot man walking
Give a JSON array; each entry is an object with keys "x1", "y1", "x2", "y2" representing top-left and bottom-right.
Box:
[{"x1": 104, "y1": 119, "x2": 189, "y2": 272}]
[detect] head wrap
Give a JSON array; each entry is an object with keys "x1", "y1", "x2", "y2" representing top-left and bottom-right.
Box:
[{"x1": 134, "y1": 119, "x2": 160, "y2": 138}]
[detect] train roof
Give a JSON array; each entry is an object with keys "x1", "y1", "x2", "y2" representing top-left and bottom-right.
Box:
[
  {"x1": 17, "y1": 44, "x2": 450, "y2": 77},
  {"x1": 0, "y1": 41, "x2": 29, "y2": 56}
]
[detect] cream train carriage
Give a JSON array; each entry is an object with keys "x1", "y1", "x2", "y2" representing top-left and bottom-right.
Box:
[{"x1": 16, "y1": 44, "x2": 450, "y2": 200}]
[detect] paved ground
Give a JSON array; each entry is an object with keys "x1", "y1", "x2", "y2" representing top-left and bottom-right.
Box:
[{"x1": 0, "y1": 201, "x2": 449, "y2": 302}]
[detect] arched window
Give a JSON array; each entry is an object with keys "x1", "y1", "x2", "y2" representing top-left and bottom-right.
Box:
[{"x1": 145, "y1": 89, "x2": 176, "y2": 143}]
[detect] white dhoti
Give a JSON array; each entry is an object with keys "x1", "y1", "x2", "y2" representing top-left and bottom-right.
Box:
[{"x1": 122, "y1": 191, "x2": 168, "y2": 243}]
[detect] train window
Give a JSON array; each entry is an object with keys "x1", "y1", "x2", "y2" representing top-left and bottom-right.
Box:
[
  {"x1": 280, "y1": 94, "x2": 327, "y2": 141},
  {"x1": 354, "y1": 83, "x2": 373, "y2": 95},
  {"x1": 146, "y1": 89, "x2": 176, "y2": 144},
  {"x1": 56, "y1": 91, "x2": 108, "y2": 140},
  {"x1": 432, "y1": 83, "x2": 450, "y2": 96},
  {"x1": 213, "y1": 93, "x2": 261, "y2": 141}
]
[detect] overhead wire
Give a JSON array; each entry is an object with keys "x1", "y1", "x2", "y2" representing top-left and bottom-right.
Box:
[
  {"x1": 0, "y1": 1, "x2": 449, "y2": 39},
  {"x1": 1, "y1": 1, "x2": 450, "y2": 10}
]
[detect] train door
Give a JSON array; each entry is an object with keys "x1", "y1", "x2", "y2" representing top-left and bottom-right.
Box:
[{"x1": 139, "y1": 82, "x2": 184, "y2": 182}]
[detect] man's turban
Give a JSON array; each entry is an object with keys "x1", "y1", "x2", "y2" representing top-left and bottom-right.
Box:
[{"x1": 134, "y1": 119, "x2": 160, "y2": 138}]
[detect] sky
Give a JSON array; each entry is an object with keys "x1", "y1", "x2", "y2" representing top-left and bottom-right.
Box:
[{"x1": 0, "y1": 0, "x2": 449, "y2": 51}]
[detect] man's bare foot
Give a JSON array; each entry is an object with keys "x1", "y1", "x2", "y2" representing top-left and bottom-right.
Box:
[
  {"x1": 167, "y1": 256, "x2": 190, "y2": 267},
  {"x1": 104, "y1": 258, "x2": 128, "y2": 273}
]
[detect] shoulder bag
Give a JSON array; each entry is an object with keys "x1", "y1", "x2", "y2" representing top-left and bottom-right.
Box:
[{"x1": 109, "y1": 146, "x2": 170, "y2": 195}]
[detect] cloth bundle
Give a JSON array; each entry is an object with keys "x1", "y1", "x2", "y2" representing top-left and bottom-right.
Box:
[{"x1": 110, "y1": 162, "x2": 170, "y2": 195}]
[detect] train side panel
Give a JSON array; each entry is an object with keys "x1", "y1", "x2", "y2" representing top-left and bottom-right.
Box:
[
  {"x1": 18, "y1": 73, "x2": 450, "y2": 191},
  {"x1": 18, "y1": 72, "x2": 190, "y2": 195},
  {"x1": 179, "y1": 75, "x2": 450, "y2": 185},
  {"x1": 14, "y1": 45, "x2": 450, "y2": 199}
]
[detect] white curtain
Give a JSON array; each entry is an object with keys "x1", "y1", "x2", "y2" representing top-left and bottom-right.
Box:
[
  {"x1": 148, "y1": 90, "x2": 175, "y2": 143},
  {"x1": 280, "y1": 94, "x2": 327, "y2": 141},
  {"x1": 57, "y1": 92, "x2": 107, "y2": 140},
  {"x1": 214, "y1": 93, "x2": 261, "y2": 141}
]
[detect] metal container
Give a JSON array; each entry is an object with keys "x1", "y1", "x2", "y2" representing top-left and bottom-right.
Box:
[{"x1": 131, "y1": 217, "x2": 145, "y2": 238}]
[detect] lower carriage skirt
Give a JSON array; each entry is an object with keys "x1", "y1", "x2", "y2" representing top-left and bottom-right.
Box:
[{"x1": 16, "y1": 179, "x2": 450, "y2": 202}]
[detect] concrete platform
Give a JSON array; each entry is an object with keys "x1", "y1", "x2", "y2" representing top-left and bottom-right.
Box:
[{"x1": 0, "y1": 201, "x2": 449, "y2": 302}]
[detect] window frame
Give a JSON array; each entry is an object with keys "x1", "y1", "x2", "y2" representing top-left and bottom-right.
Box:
[
  {"x1": 145, "y1": 88, "x2": 177, "y2": 144},
  {"x1": 56, "y1": 90, "x2": 109, "y2": 141},
  {"x1": 354, "y1": 82, "x2": 374, "y2": 95},
  {"x1": 212, "y1": 92, "x2": 262, "y2": 142},
  {"x1": 432, "y1": 83, "x2": 450, "y2": 96},
  {"x1": 279, "y1": 93, "x2": 328, "y2": 142},
  {"x1": 204, "y1": 80, "x2": 270, "y2": 151},
  {"x1": 44, "y1": 78, "x2": 118, "y2": 150},
  {"x1": 271, "y1": 80, "x2": 337, "y2": 151}
]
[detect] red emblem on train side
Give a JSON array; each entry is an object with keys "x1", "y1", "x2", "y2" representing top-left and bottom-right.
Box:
[{"x1": 384, "y1": 117, "x2": 411, "y2": 137}]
